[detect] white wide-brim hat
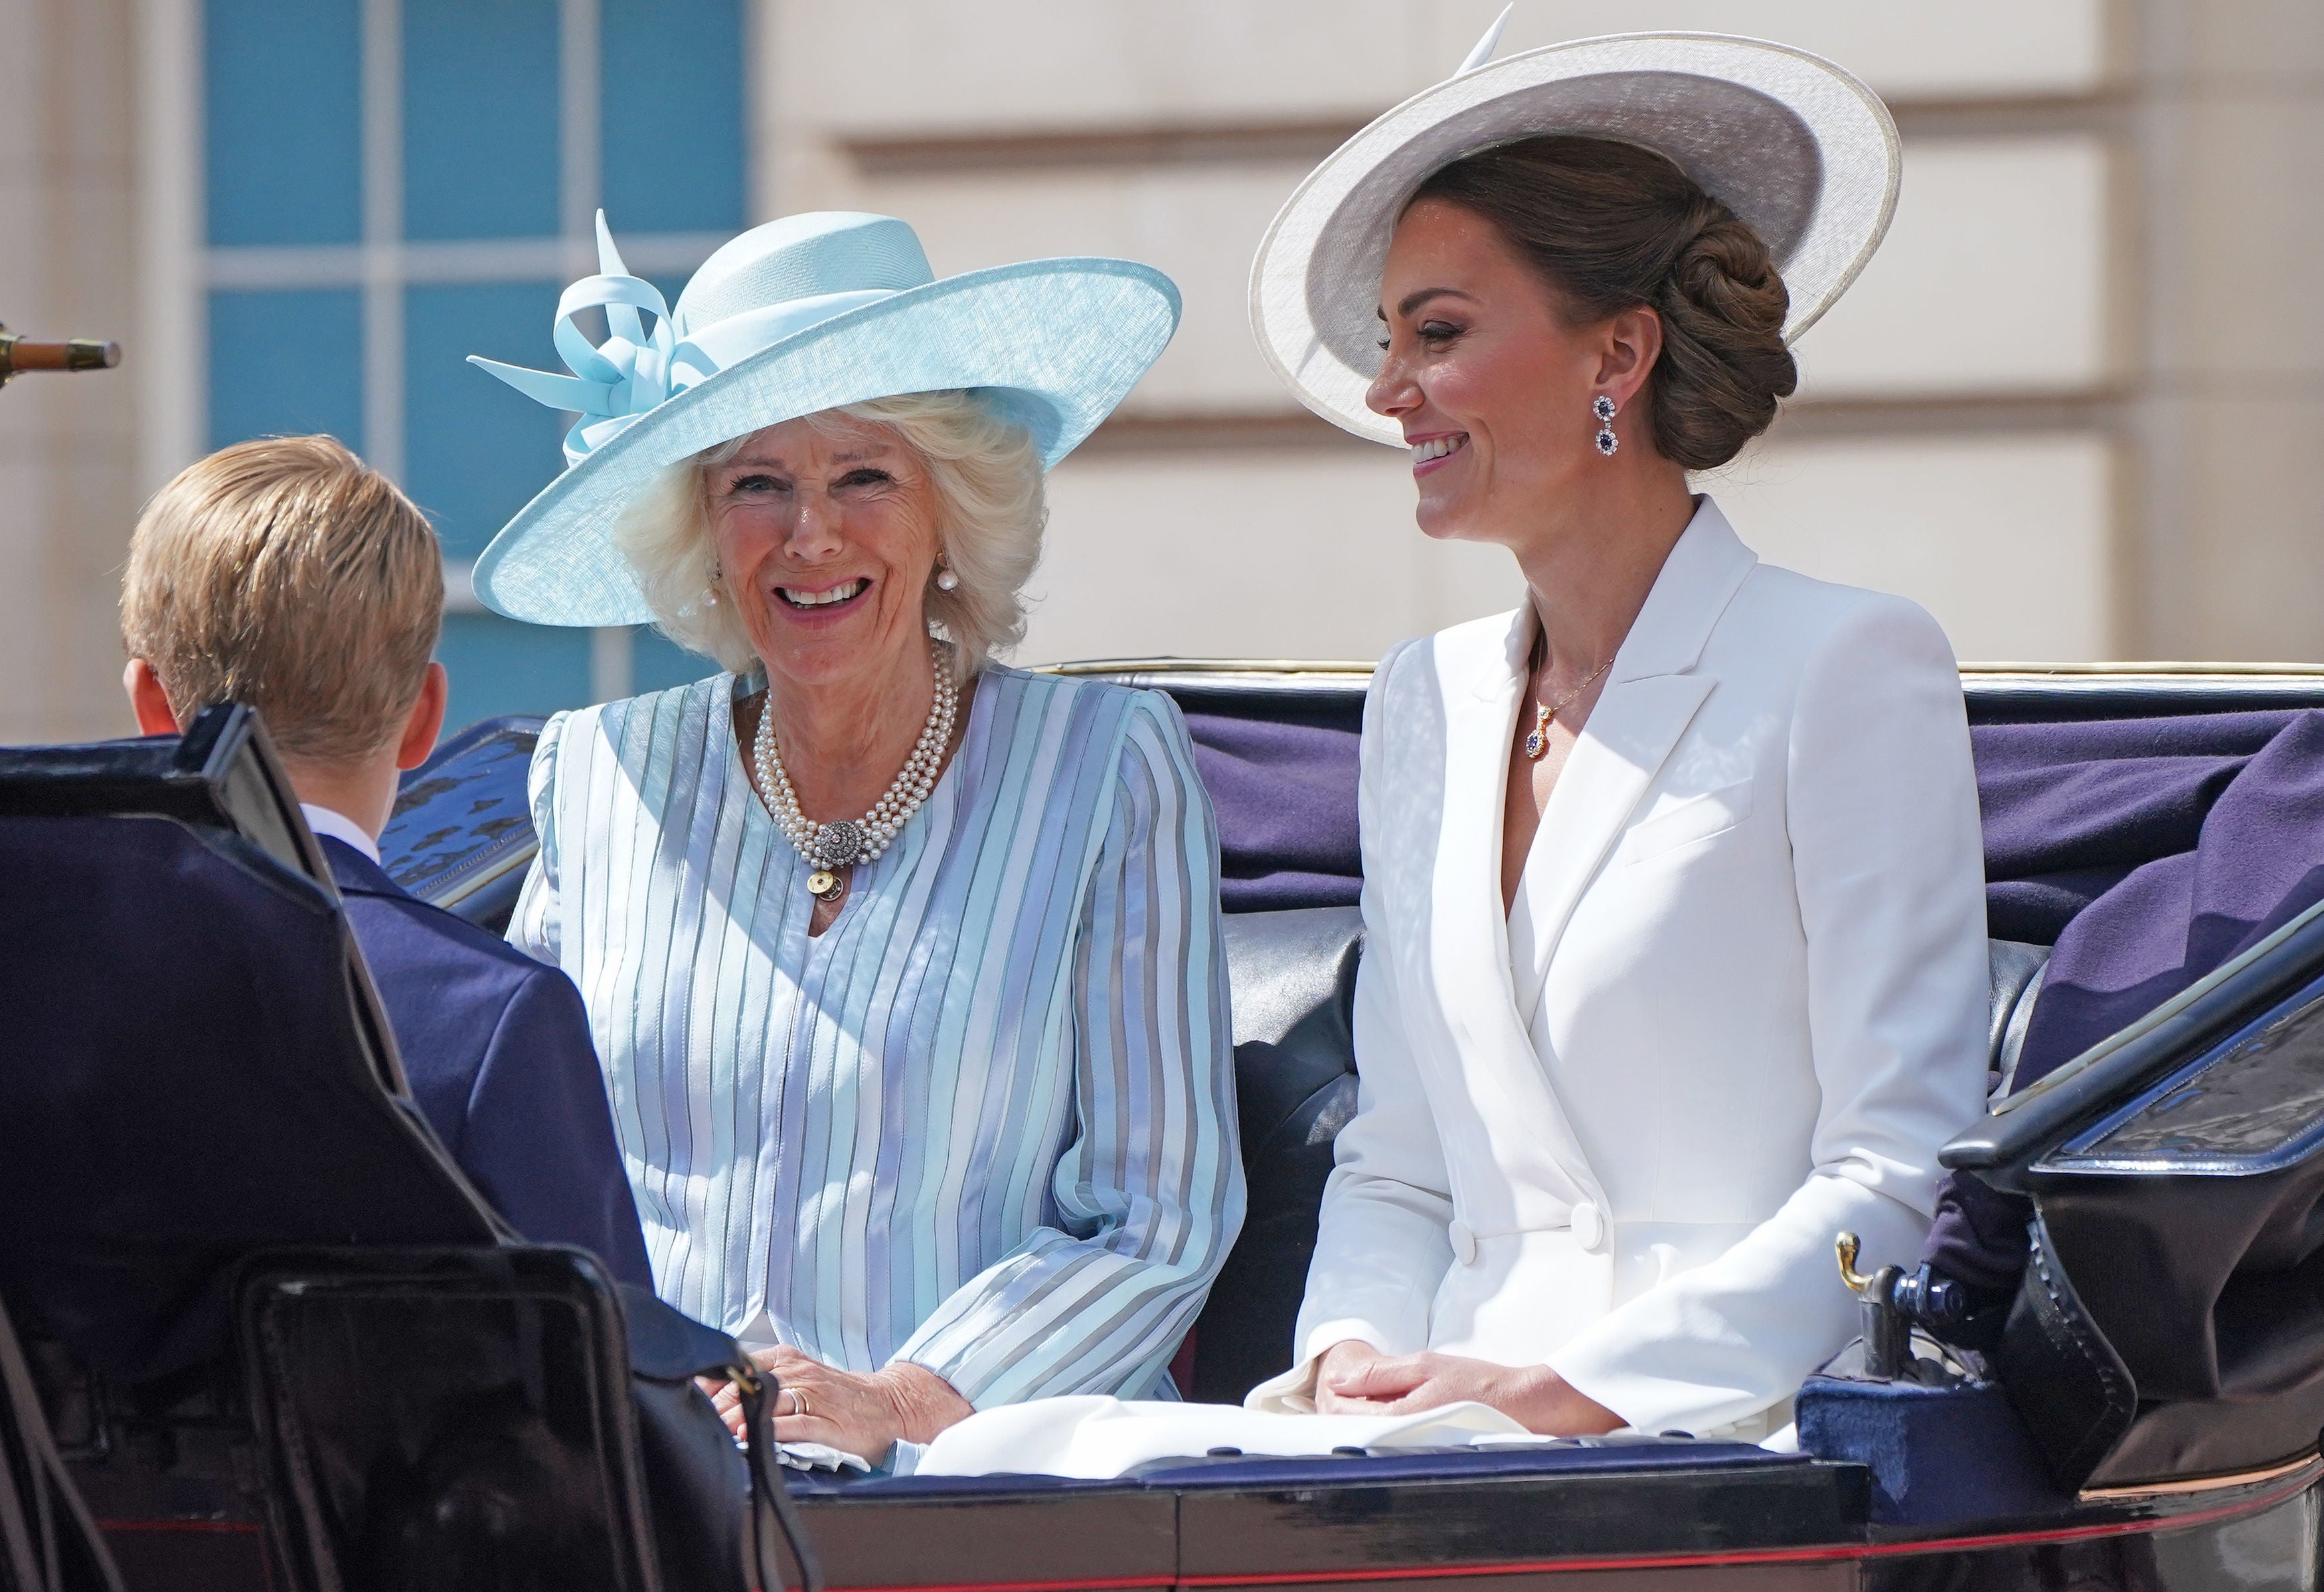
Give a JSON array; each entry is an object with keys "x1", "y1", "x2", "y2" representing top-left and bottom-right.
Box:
[
  {"x1": 469, "y1": 210, "x2": 1181, "y2": 625},
  {"x1": 1250, "y1": 28, "x2": 1900, "y2": 447}
]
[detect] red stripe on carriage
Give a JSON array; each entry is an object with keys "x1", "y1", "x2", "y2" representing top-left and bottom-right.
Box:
[
  {"x1": 825, "y1": 1579, "x2": 1173, "y2": 1592},
  {"x1": 1169, "y1": 1459, "x2": 2323, "y2": 1587}
]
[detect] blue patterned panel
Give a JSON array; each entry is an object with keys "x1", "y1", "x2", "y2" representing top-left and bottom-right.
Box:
[
  {"x1": 438, "y1": 613, "x2": 593, "y2": 726},
  {"x1": 405, "y1": 281, "x2": 566, "y2": 562},
  {"x1": 601, "y1": 0, "x2": 747, "y2": 236},
  {"x1": 382, "y1": 716, "x2": 544, "y2": 910},
  {"x1": 207, "y1": 289, "x2": 365, "y2": 451},
  {"x1": 2043, "y1": 976, "x2": 2324, "y2": 1176},
  {"x1": 403, "y1": 0, "x2": 561, "y2": 240},
  {"x1": 206, "y1": 0, "x2": 363, "y2": 246}
]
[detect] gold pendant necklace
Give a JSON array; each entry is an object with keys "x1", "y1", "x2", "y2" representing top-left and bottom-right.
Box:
[{"x1": 1523, "y1": 653, "x2": 1614, "y2": 760}]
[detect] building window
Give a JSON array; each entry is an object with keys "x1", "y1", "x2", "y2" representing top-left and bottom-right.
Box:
[{"x1": 201, "y1": 0, "x2": 746, "y2": 730}]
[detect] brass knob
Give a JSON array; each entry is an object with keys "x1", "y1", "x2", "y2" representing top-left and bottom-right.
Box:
[{"x1": 1836, "y1": 1231, "x2": 1874, "y2": 1297}]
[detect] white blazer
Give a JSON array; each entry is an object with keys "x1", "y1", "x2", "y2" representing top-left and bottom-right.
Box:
[{"x1": 1250, "y1": 499, "x2": 1990, "y2": 1438}]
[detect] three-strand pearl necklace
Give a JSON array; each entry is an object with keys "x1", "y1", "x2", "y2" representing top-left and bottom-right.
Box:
[{"x1": 753, "y1": 640, "x2": 957, "y2": 899}]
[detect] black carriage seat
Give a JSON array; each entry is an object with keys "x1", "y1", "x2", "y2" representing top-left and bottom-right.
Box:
[
  {"x1": 1987, "y1": 939, "x2": 2048, "y2": 1098},
  {"x1": 1186, "y1": 907, "x2": 1363, "y2": 1403},
  {"x1": 1190, "y1": 910, "x2": 2056, "y2": 1403},
  {"x1": 0, "y1": 707, "x2": 791, "y2": 1592}
]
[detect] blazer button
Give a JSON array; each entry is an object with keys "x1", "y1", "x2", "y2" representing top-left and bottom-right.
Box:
[
  {"x1": 1571, "y1": 1201, "x2": 1606, "y2": 1253},
  {"x1": 1448, "y1": 1221, "x2": 1478, "y2": 1265}
]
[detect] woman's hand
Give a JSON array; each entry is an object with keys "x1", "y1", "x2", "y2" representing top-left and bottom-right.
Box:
[
  {"x1": 1314, "y1": 1342, "x2": 1623, "y2": 1436},
  {"x1": 710, "y1": 1346, "x2": 972, "y2": 1465},
  {"x1": 1311, "y1": 1338, "x2": 1390, "y2": 1412}
]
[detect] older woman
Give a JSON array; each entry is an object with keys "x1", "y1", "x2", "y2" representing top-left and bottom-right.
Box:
[
  {"x1": 469, "y1": 210, "x2": 1243, "y2": 1465},
  {"x1": 1244, "y1": 35, "x2": 1989, "y2": 1441}
]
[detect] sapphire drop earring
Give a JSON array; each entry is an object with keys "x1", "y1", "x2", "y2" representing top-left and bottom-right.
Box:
[{"x1": 1593, "y1": 395, "x2": 1618, "y2": 457}]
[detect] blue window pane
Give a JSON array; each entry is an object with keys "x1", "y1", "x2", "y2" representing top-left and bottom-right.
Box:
[
  {"x1": 602, "y1": 0, "x2": 746, "y2": 236},
  {"x1": 404, "y1": 282, "x2": 566, "y2": 562},
  {"x1": 404, "y1": 0, "x2": 560, "y2": 240},
  {"x1": 633, "y1": 625, "x2": 718, "y2": 694},
  {"x1": 207, "y1": 289, "x2": 365, "y2": 451},
  {"x1": 438, "y1": 613, "x2": 594, "y2": 730},
  {"x1": 205, "y1": 0, "x2": 363, "y2": 246}
]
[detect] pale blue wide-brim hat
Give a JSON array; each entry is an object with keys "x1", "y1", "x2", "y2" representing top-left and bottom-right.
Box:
[{"x1": 467, "y1": 210, "x2": 1181, "y2": 625}]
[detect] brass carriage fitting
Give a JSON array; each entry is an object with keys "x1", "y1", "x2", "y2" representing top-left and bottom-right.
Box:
[
  {"x1": 1836, "y1": 1230, "x2": 1917, "y2": 1380},
  {"x1": 0, "y1": 323, "x2": 122, "y2": 385},
  {"x1": 1835, "y1": 1230, "x2": 1872, "y2": 1295}
]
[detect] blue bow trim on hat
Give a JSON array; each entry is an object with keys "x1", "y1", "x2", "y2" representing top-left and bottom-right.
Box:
[{"x1": 468, "y1": 213, "x2": 693, "y2": 467}]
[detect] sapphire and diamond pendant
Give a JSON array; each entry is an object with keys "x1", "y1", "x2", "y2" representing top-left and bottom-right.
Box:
[{"x1": 1525, "y1": 701, "x2": 1554, "y2": 760}]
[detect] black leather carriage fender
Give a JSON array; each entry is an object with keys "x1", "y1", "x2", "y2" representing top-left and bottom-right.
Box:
[
  {"x1": 236, "y1": 1246, "x2": 821, "y2": 1592},
  {"x1": 1951, "y1": 902, "x2": 2324, "y2": 1490}
]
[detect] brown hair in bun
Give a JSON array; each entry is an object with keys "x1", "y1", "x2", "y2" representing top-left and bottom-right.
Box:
[{"x1": 1408, "y1": 134, "x2": 1797, "y2": 470}]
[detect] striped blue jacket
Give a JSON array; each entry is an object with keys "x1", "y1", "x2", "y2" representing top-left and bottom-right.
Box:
[{"x1": 509, "y1": 665, "x2": 1243, "y2": 1406}]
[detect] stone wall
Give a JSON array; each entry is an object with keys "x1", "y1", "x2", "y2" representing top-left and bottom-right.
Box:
[
  {"x1": 756, "y1": 0, "x2": 2324, "y2": 667},
  {"x1": 3, "y1": 0, "x2": 2321, "y2": 750},
  {"x1": 0, "y1": 0, "x2": 143, "y2": 740}
]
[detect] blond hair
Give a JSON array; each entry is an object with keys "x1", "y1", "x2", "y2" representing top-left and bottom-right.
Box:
[
  {"x1": 613, "y1": 390, "x2": 1045, "y2": 681},
  {"x1": 120, "y1": 436, "x2": 444, "y2": 765}
]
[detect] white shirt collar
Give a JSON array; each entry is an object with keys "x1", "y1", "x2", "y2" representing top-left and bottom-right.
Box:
[{"x1": 299, "y1": 803, "x2": 381, "y2": 865}]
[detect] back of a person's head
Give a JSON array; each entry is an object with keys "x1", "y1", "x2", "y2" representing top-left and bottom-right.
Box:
[{"x1": 121, "y1": 436, "x2": 443, "y2": 766}]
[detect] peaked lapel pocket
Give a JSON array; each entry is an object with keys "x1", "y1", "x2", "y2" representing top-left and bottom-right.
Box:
[{"x1": 1612, "y1": 779, "x2": 1754, "y2": 868}]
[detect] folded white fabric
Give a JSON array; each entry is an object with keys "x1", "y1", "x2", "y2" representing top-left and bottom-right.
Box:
[
  {"x1": 917, "y1": 1397, "x2": 1534, "y2": 1480},
  {"x1": 776, "y1": 1440, "x2": 873, "y2": 1474}
]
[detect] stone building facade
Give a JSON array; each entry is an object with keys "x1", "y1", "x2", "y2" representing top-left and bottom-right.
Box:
[{"x1": 3, "y1": 0, "x2": 2319, "y2": 742}]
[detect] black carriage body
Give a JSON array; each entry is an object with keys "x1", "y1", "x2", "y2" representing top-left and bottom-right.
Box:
[{"x1": 5, "y1": 667, "x2": 2324, "y2": 1591}]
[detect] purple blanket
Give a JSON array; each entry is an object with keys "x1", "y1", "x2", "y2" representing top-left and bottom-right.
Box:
[
  {"x1": 1185, "y1": 711, "x2": 1362, "y2": 912},
  {"x1": 1977, "y1": 710, "x2": 2324, "y2": 1084}
]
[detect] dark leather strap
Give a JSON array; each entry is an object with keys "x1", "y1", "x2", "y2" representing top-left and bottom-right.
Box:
[
  {"x1": 614, "y1": 1286, "x2": 823, "y2": 1592},
  {"x1": 735, "y1": 1368, "x2": 823, "y2": 1592}
]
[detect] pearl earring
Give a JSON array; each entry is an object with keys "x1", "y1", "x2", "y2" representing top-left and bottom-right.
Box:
[
  {"x1": 1593, "y1": 395, "x2": 1618, "y2": 457},
  {"x1": 934, "y1": 563, "x2": 959, "y2": 592},
  {"x1": 704, "y1": 561, "x2": 722, "y2": 607}
]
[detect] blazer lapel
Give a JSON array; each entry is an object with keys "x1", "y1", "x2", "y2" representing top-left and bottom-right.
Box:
[
  {"x1": 1509, "y1": 502, "x2": 1760, "y2": 1027},
  {"x1": 1429, "y1": 606, "x2": 1531, "y2": 1039},
  {"x1": 1508, "y1": 677, "x2": 1714, "y2": 1028},
  {"x1": 1420, "y1": 609, "x2": 1615, "y2": 1220}
]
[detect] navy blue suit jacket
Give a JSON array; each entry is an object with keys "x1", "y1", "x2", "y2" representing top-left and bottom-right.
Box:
[{"x1": 322, "y1": 838, "x2": 653, "y2": 1290}]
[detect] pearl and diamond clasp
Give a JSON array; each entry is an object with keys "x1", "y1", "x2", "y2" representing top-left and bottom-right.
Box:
[{"x1": 752, "y1": 639, "x2": 959, "y2": 891}]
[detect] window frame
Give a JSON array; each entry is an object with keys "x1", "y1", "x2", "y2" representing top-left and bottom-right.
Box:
[{"x1": 141, "y1": 0, "x2": 754, "y2": 706}]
